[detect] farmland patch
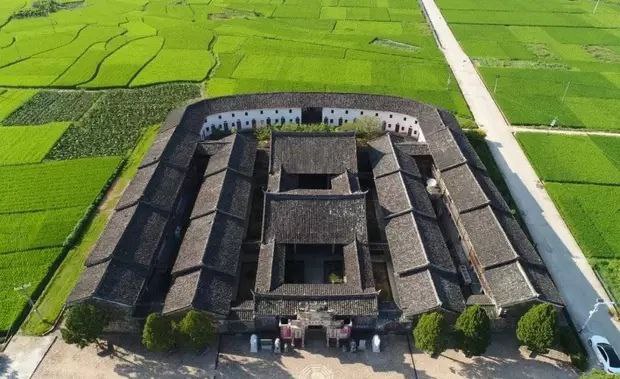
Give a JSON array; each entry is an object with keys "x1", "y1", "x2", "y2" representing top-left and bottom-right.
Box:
[
  {"x1": 47, "y1": 83, "x2": 200, "y2": 159},
  {"x1": 3, "y1": 90, "x2": 100, "y2": 125},
  {"x1": 0, "y1": 122, "x2": 69, "y2": 165}
]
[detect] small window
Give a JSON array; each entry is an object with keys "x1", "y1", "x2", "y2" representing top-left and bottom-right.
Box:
[
  {"x1": 290, "y1": 119, "x2": 293, "y2": 122},
  {"x1": 245, "y1": 112, "x2": 248, "y2": 116},
  {"x1": 331, "y1": 110, "x2": 334, "y2": 114},
  {"x1": 232, "y1": 113, "x2": 235, "y2": 117},
  {"x1": 375, "y1": 113, "x2": 379, "y2": 116},
  {"x1": 404, "y1": 117, "x2": 407, "y2": 121},
  {"x1": 275, "y1": 110, "x2": 279, "y2": 114},
  {"x1": 389, "y1": 114, "x2": 393, "y2": 118},
  {"x1": 345, "y1": 110, "x2": 348, "y2": 114},
  {"x1": 218, "y1": 115, "x2": 222, "y2": 119},
  {"x1": 388, "y1": 123, "x2": 392, "y2": 128},
  {"x1": 344, "y1": 120, "x2": 348, "y2": 123},
  {"x1": 415, "y1": 120, "x2": 419, "y2": 124},
  {"x1": 210, "y1": 124, "x2": 215, "y2": 128},
  {"x1": 360, "y1": 111, "x2": 364, "y2": 115},
  {"x1": 330, "y1": 119, "x2": 334, "y2": 124},
  {"x1": 246, "y1": 121, "x2": 249, "y2": 126},
  {"x1": 289, "y1": 109, "x2": 292, "y2": 113},
  {"x1": 260, "y1": 110, "x2": 264, "y2": 114}
]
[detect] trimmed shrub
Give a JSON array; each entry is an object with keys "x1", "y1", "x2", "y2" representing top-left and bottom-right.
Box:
[
  {"x1": 142, "y1": 313, "x2": 175, "y2": 352},
  {"x1": 176, "y1": 310, "x2": 216, "y2": 352},
  {"x1": 454, "y1": 305, "x2": 491, "y2": 356},
  {"x1": 517, "y1": 303, "x2": 557, "y2": 354},
  {"x1": 413, "y1": 312, "x2": 448, "y2": 355},
  {"x1": 61, "y1": 303, "x2": 108, "y2": 349}
]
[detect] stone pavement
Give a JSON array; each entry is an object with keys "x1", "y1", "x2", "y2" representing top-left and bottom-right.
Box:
[
  {"x1": 25, "y1": 332, "x2": 576, "y2": 378},
  {"x1": 1, "y1": 335, "x2": 56, "y2": 379},
  {"x1": 420, "y1": 0, "x2": 620, "y2": 354}
]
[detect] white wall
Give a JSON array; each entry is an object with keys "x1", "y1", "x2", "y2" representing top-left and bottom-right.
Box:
[
  {"x1": 201, "y1": 108, "x2": 302, "y2": 139},
  {"x1": 321, "y1": 108, "x2": 422, "y2": 141},
  {"x1": 200, "y1": 107, "x2": 423, "y2": 142}
]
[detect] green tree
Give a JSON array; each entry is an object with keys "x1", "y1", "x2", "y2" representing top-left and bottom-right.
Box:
[
  {"x1": 454, "y1": 305, "x2": 491, "y2": 356},
  {"x1": 413, "y1": 312, "x2": 448, "y2": 355},
  {"x1": 176, "y1": 310, "x2": 216, "y2": 352},
  {"x1": 142, "y1": 313, "x2": 175, "y2": 352},
  {"x1": 61, "y1": 303, "x2": 109, "y2": 349},
  {"x1": 580, "y1": 369, "x2": 618, "y2": 378},
  {"x1": 517, "y1": 303, "x2": 557, "y2": 354}
]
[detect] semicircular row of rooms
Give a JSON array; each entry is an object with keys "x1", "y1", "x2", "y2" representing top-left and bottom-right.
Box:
[{"x1": 201, "y1": 106, "x2": 423, "y2": 141}]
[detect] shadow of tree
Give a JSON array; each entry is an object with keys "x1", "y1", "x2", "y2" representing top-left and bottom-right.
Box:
[{"x1": 0, "y1": 354, "x2": 18, "y2": 379}]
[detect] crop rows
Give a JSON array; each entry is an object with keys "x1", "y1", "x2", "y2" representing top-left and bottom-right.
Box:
[
  {"x1": 3, "y1": 91, "x2": 101, "y2": 125},
  {"x1": 437, "y1": 0, "x2": 620, "y2": 130},
  {"x1": 517, "y1": 132, "x2": 620, "y2": 299},
  {"x1": 0, "y1": 156, "x2": 121, "y2": 333},
  {"x1": 47, "y1": 83, "x2": 200, "y2": 159},
  {"x1": 0, "y1": 247, "x2": 63, "y2": 332},
  {"x1": 0, "y1": 89, "x2": 37, "y2": 121},
  {"x1": 0, "y1": 0, "x2": 469, "y2": 120},
  {"x1": 0, "y1": 157, "x2": 122, "y2": 213},
  {"x1": 0, "y1": 122, "x2": 69, "y2": 165}
]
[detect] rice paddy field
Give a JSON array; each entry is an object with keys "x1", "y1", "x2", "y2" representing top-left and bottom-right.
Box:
[
  {"x1": 0, "y1": 0, "x2": 474, "y2": 336},
  {"x1": 0, "y1": 0, "x2": 470, "y2": 115},
  {"x1": 517, "y1": 133, "x2": 620, "y2": 299},
  {"x1": 0, "y1": 84, "x2": 198, "y2": 336},
  {"x1": 437, "y1": 0, "x2": 620, "y2": 131}
]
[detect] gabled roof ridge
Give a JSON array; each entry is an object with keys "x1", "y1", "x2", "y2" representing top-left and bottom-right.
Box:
[{"x1": 383, "y1": 206, "x2": 436, "y2": 222}]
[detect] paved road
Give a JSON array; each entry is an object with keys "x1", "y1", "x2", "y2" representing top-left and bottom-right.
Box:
[
  {"x1": 512, "y1": 126, "x2": 620, "y2": 138},
  {"x1": 1, "y1": 335, "x2": 56, "y2": 379},
  {"x1": 419, "y1": 0, "x2": 620, "y2": 353}
]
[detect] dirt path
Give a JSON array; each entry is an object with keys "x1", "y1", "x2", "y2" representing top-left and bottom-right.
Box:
[{"x1": 419, "y1": 0, "x2": 620, "y2": 356}]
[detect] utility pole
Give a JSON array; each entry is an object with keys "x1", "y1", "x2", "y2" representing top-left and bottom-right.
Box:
[
  {"x1": 493, "y1": 74, "x2": 499, "y2": 93},
  {"x1": 579, "y1": 298, "x2": 616, "y2": 333},
  {"x1": 14, "y1": 283, "x2": 43, "y2": 321},
  {"x1": 446, "y1": 73, "x2": 451, "y2": 90},
  {"x1": 561, "y1": 80, "x2": 571, "y2": 103},
  {"x1": 593, "y1": 0, "x2": 601, "y2": 14}
]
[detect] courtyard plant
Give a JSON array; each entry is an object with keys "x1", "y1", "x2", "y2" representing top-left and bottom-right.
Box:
[
  {"x1": 413, "y1": 311, "x2": 448, "y2": 355},
  {"x1": 61, "y1": 303, "x2": 109, "y2": 349},
  {"x1": 142, "y1": 313, "x2": 175, "y2": 352},
  {"x1": 454, "y1": 305, "x2": 491, "y2": 356},
  {"x1": 176, "y1": 310, "x2": 216, "y2": 352},
  {"x1": 517, "y1": 303, "x2": 557, "y2": 354}
]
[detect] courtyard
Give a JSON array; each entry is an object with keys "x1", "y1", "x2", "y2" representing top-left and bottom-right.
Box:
[{"x1": 26, "y1": 332, "x2": 577, "y2": 379}]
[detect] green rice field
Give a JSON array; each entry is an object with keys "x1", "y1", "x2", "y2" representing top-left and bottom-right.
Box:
[
  {"x1": 0, "y1": 0, "x2": 469, "y2": 115},
  {"x1": 437, "y1": 0, "x2": 620, "y2": 130},
  {"x1": 517, "y1": 132, "x2": 620, "y2": 299},
  {"x1": 0, "y1": 156, "x2": 121, "y2": 333},
  {"x1": 0, "y1": 0, "x2": 473, "y2": 335}
]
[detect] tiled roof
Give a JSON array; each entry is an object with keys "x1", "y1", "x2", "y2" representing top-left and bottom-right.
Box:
[
  {"x1": 270, "y1": 132, "x2": 358, "y2": 174},
  {"x1": 262, "y1": 192, "x2": 368, "y2": 244}
]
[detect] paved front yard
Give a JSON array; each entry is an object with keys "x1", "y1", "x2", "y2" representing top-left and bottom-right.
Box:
[{"x1": 30, "y1": 331, "x2": 578, "y2": 378}]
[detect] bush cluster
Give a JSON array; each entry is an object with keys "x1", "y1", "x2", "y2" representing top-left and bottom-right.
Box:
[
  {"x1": 454, "y1": 305, "x2": 491, "y2": 356},
  {"x1": 516, "y1": 303, "x2": 557, "y2": 354},
  {"x1": 413, "y1": 312, "x2": 448, "y2": 355},
  {"x1": 142, "y1": 310, "x2": 216, "y2": 353},
  {"x1": 61, "y1": 303, "x2": 109, "y2": 349},
  {"x1": 413, "y1": 305, "x2": 492, "y2": 357},
  {"x1": 252, "y1": 116, "x2": 383, "y2": 144}
]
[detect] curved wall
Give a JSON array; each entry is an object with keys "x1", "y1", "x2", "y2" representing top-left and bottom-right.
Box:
[{"x1": 165, "y1": 92, "x2": 452, "y2": 142}]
